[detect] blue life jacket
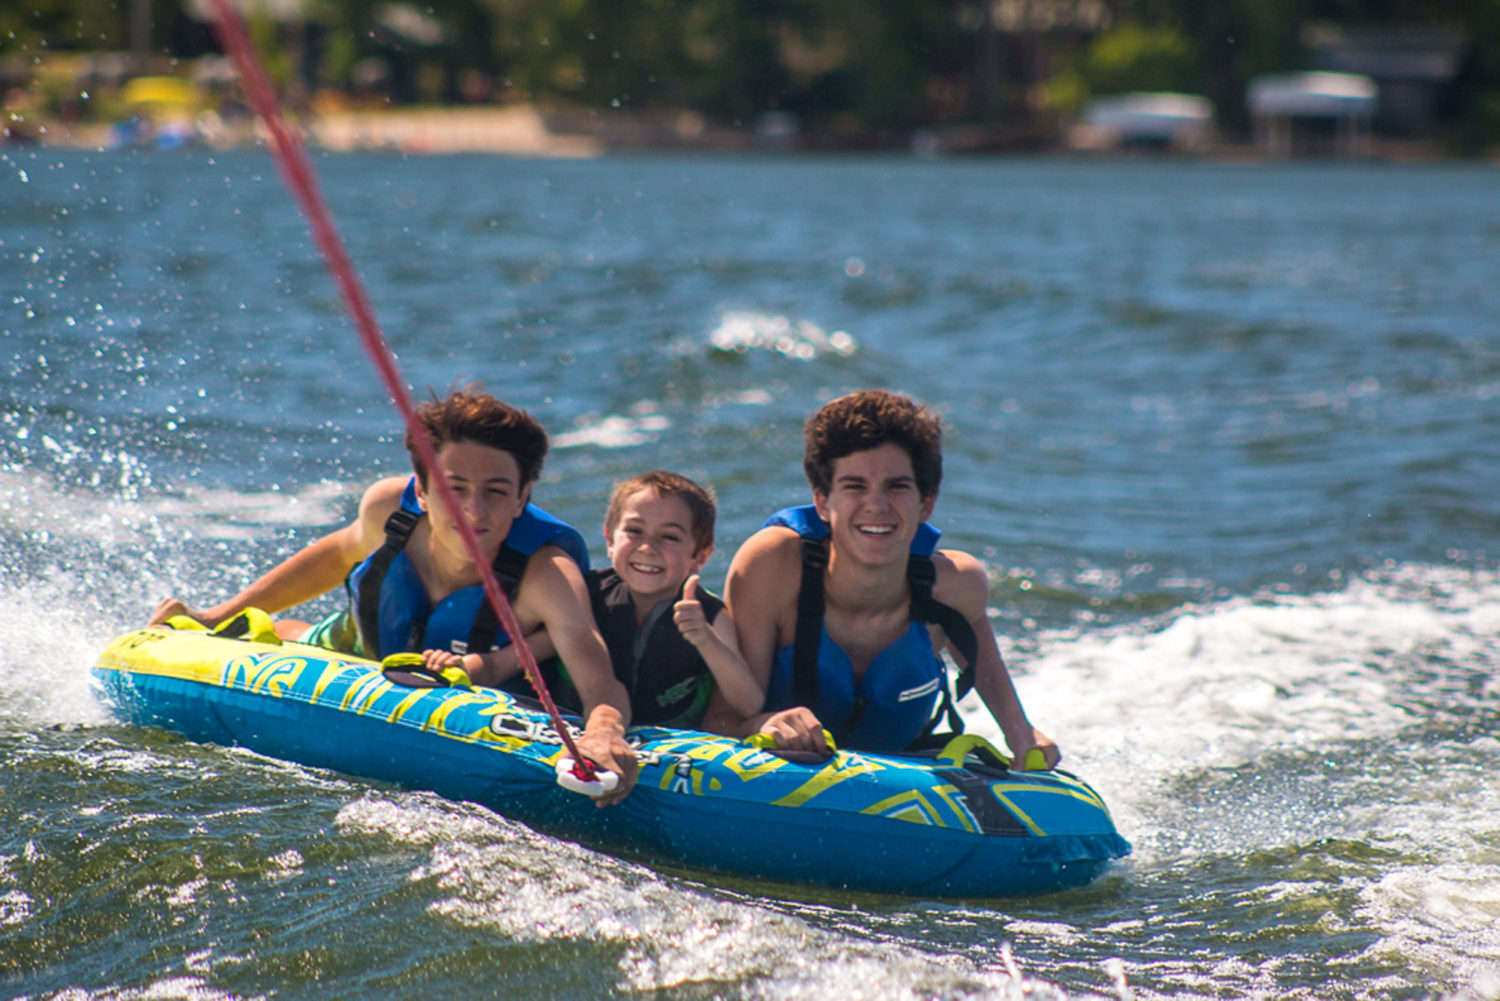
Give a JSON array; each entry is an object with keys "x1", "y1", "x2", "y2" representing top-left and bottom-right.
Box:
[
  {"x1": 762, "y1": 504, "x2": 977, "y2": 751},
  {"x1": 346, "y1": 478, "x2": 589, "y2": 660},
  {"x1": 767, "y1": 619, "x2": 944, "y2": 751}
]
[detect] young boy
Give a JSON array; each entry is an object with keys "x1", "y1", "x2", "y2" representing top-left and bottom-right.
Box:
[
  {"x1": 589, "y1": 471, "x2": 762, "y2": 729},
  {"x1": 483, "y1": 470, "x2": 761, "y2": 729}
]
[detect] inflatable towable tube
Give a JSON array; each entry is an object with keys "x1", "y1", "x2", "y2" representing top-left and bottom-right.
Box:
[{"x1": 92, "y1": 625, "x2": 1130, "y2": 898}]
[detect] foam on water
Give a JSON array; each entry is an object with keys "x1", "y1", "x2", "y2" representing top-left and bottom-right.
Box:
[
  {"x1": 0, "y1": 466, "x2": 353, "y2": 545},
  {"x1": 965, "y1": 563, "x2": 1500, "y2": 999},
  {"x1": 0, "y1": 575, "x2": 125, "y2": 729},
  {"x1": 1001, "y1": 564, "x2": 1500, "y2": 799},
  {"x1": 336, "y1": 793, "x2": 1075, "y2": 999},
  {"x1": 552, "y1": 408, "x2": 672, "y2": 450}
]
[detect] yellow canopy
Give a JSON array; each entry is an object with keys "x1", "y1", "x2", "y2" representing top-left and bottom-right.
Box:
[{"x1": 122, "y1": 76, "x2": 202, "y2": 108}]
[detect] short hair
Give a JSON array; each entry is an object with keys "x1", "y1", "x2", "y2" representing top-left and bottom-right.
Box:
[
  {"x1": 604, "y1": 470, "x2": 717, "y2": 553},
  {"x1": 803, "y1": 390, "x2": 943, "y2": 498},
  {"x1": 405, "y1": 387, "x2": 549, "y2": 488}
]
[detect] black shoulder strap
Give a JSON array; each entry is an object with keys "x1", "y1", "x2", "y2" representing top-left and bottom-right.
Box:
[
  {"x1": 467, "y1": 544, "x2": 529, "y2": 653},
  {"x1": 792, "y1": 537, "x2": 828, "y2": 708},
  {"x1": 355, "y1": 507, "x2": 421, "y2": 660},
  {"x1": 907, "y1": 553, "x2": 978, "y2": 699},
  {"x1": 906, "y1": 552, "x2": 981, "y2": 746}
]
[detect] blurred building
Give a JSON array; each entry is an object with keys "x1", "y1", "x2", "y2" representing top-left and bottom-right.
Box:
[
  {"x1": 1075, "y1": 92, "x2": 1214, "y2": 151},
  {"x1": 1301, "y1": 23, "x2": 1465, "y2": 137},
  {"x1": 1247, "y1": 71, "x2": 1377, "y2": 157}
]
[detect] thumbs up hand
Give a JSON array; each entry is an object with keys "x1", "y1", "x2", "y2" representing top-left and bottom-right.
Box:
[{"x1": 673, "y1": 574, "x2": 712, "y2": 649}]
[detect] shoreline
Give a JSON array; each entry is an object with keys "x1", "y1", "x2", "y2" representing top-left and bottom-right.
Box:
[{"x1": 5, "y1": 103, "x2": 1487, "y2": 163}]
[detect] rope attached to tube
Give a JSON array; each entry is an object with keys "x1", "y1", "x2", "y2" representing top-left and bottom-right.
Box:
[{"x1": 205, "y1": 0, "x2": 596, "y2": 781}]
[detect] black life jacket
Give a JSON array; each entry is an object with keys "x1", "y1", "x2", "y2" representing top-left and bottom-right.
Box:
[{"x1": 588, "y1": 567, "x2": 725, "y2": 728}]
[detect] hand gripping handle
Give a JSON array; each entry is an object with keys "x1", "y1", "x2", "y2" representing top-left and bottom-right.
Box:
[{"x1": 554, "y1": 757, "x2": 620, "y2": 797}]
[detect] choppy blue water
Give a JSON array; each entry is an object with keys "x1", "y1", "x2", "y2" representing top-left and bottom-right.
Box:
[{"x1": 3, "y1": 147, "x2": 1499, "y2": 1000}]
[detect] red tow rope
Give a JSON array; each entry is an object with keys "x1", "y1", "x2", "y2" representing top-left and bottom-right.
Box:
[{"x1": 205, "y1": 0, "x2": 597, "y2": 781}]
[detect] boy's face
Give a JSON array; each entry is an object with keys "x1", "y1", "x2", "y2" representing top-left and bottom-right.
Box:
[
  {"x1": 605, "y1": 487, "x2": 711, "y2": 605},
  {"x1": 416, "y1": 440, "x2": 529, "y2": 567},
  {"x1": 813, "y1": 442, "x2": 935, "y2": 569}
]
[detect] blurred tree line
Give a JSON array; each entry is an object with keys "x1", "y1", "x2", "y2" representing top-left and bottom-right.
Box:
[{"x1": 4, "y1": 0, "x2": 1498, "y2": 148}]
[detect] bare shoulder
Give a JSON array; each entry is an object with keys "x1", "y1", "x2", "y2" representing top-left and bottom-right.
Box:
[
  {"x1": 930, "y1": 547, "x2": 991, "y2": 621},
  {"x1": 345, "y1": 475, "x2": 411, "y2": 554},
  {"x1": 357, "y1": 476, "x2": 412, "y2": 520},
  {"x1": 726, "y1": 526, "x2": 803, "y2": 599},
  {"x1": 524, "y1": 543, "x2": 589, "y2": 586},
  {"x1": 725, "y1": 525, "x2": 801, "y2": 665},
  {"x1": 728, "y1": 525, "x2": 802, "y2": 574},
  {"x1": 515, "y1": 545, "x2": 591, "y2": 622}
]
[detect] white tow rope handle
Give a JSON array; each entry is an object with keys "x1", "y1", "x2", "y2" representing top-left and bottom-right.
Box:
[{"x1": 555, "y1": 757, "x2": 620, "y2": 797}]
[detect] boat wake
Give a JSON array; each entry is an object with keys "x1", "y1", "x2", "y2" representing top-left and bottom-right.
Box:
[{"x1": 338, "y1": 792, "x2": 1059, "y2": 999}]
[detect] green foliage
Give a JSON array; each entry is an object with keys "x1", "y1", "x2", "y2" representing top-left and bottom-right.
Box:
[
  {"x1": 1, "y1": 0, "x2": 129, "y2": 53},
  {"x1": 1042, "y1": 23, "x2": 1196, "y2": 113},
  {"x1": 1088, "y1": 23, "x2": 1196, "y2": 93}
]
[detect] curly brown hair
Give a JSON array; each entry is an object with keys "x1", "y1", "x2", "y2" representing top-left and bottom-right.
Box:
[
  {"x1": 604, "y1": 470, "x2": 718, "y2": 554},
  {"x1": 802, "y1": 390, "x2": 943, "y2": 498},
  {"x1": 405, "y1": 387, "x2": 549, "y2": 488}
]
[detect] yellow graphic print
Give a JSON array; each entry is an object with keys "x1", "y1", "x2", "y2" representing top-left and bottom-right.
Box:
[
  {"x1": 721, "y1": 746, "x2": 791, "y2": 783},
  {"x1": 224, "y1": 652, "x2": 308, "y2": 697},
  {"x1": 772, "y1": 753, "x2": 883, "y2": 808},
  {"x1": 861, "y1": 788, "x2": 944, "y2": 826},
  {"x1": 342, "y1": 671, "x2": 390, "y2": 714},
  {"x1": 311, "y1": 662, "x2": 356, "y2": 700},
  {"x1": 931, "y1": 784, "x2": 981, "y2": 833},
  {"x1": 991, "y1": 775, "x2": 1110, "y2": 829},
  {"x1": 421, "y1": 690, "x2": 493, "y2": 737}
]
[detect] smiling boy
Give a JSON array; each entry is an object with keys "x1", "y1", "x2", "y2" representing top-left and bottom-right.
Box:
[
  {"x1": 588, "y1": 471, "x2": 761, "y2": 728},
  {"x1": 148, "y1": 388, "x2": 637, "y2": 802},
  {"x1": 498, "y1": 471, "x2": 763, "y2": 729},
  {"x1": 703, "y1": 390, "x2": 1059, "y2": 767}
]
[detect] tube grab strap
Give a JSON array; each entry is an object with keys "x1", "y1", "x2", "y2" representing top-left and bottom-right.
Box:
[
  {"x1": 937, "y1": 733, "x2": 1050, "y2": 771},
  {"x1": 937, "y1": 732, "x2": 1018, "y2": 770},
  {"x1": 212, "y1": 607, "x2": 282, "y2": 645},
  {"x1": 744, "y1": 728, "x2": 838, "y2": 763},
  {"x1": 163, "y1": 608, "x2": 281, "y2": 645},
  {"x1": 380, "y1": 652, "x2": 473, "y2": 689}
]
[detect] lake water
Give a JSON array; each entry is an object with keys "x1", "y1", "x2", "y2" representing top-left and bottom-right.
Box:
[{"x1": 3, "y1": 147, "x2": 1499, "y2": 1000}]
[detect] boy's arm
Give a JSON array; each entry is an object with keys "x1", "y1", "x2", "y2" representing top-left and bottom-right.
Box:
[
  {"x1": 936, "y1": 549, "x2": 1060, "y2": 770},
  {"x1": 673, "y1": 575, "x2": 765, "y2": 719},
  {"x1": 148, "y1": 476, "x2": 404, "y2": 628},
  {"x1": 701, "y1": 528, "x2": 827, "y2": 750},
  {"x1": 517, "y1": 547, "x2": 637, "y2": 805},
  {"x1": 460, "y1": 627, "x2": 554, "y2": 688}
]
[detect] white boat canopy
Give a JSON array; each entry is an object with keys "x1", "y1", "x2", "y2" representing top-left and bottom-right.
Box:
[
  {"x1": 1247, "y1": 71, "x2": 1378, "y2": 118},
  {"x1": 1083, "y1": 92, "x2": 1214, "y2": 141},
  {"x1": 1247, "y1": 71, "x2": 1378, "y2": 156}
]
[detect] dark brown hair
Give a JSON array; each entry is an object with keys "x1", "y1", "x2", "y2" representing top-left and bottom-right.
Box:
[
  {"x1": 604, "y1": 470, "x2": 717, "y2": 553},
  {"x1": 803, "y1": 390, "x2": 943, "y2": 498},
  {"x1": 405, "y1": 387, "x2": 549, "y2": 488}
]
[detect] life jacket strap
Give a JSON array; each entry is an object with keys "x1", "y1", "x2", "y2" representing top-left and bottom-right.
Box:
[
  {"x1": 356, "y1": 507, "x2": 422, "y2": 660},
  {"x1": 907, "y1": 553, "x2": 977, "y2": 698},
  {"x1": 468, "y1": 543, "x2": 530, "y2": 653},
  {"x1": 791, "y1": 541, "x2": 980, "y2": 749},
  {"x1": 791, "y1": 536, "x2": 827, "y2": 709}
]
